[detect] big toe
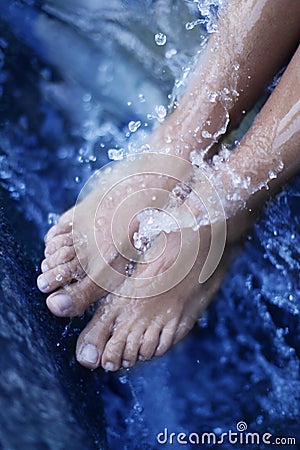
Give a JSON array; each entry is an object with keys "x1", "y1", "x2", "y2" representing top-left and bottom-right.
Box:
[
  {"x1": 76, "y1": 304, "x2": 118, "y2": 369},
  {"x1": 46, "y1": 275, "x2": 106, "y2": 317}
]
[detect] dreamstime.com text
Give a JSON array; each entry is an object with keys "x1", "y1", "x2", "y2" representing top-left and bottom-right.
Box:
[{"x1": 156, "y1": 422, "x2": 296, "y2": 446}]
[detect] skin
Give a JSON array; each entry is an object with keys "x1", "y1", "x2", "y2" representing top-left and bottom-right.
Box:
[{"x1": 37, "y1": 0, "x2": 300, "y2": 371}]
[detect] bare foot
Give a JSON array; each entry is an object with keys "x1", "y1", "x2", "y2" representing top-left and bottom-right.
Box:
[
  {"x1": 37, "y1": 155, "x2": 176, "y2": 317},
  {"x1": 76, "y1": 231, "x2": 230, "y2": 371},
  {"x1": 37, "y1": 152, "x2": 230, "y2": 371}
]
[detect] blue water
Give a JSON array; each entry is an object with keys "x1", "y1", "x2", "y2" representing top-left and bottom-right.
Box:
[{"x1": 0, "y1": 1, "x2": 299, "y2": 449}]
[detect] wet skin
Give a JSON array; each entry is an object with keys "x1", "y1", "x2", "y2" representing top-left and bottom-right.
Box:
[{"x1": 38, "y1": 0, "x2": 300, "y2": 371}]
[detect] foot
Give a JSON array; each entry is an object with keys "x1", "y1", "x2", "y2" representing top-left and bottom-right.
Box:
[
  {"x1": 37, "y1": 153, "x2": 229, "y2": 371},
  {"x1": 75, "y1": 235, "x2": 229, "y2": 371},
  {"x1": 37, "y1": 157, "x2": 173, "y2": 317}
]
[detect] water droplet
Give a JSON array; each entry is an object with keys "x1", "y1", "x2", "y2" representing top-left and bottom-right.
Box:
[
  {"x1": 96, "y1": 217, "x2": 106, "y2": 228},
  {"x1": 83, "y1": 93, "x2": 92, "y2": 102},
  {"x1": 185, "y1": 22, "x2": 194, "y2": 30},
  {"x1": 108, "y1": 148, "x2": 124, "y2": 161},
  {"x1": 165, "y1": 48, "x2": 177, "y2": 59},
  {"x1": 202, "y1": 130, "x2": 212, "y2": 139},
  {"x1": 154, "y1": 32, "x2": 167, "y2": 46},
  {"x1": 133, "y1": 232, "x2": 152, "y2": 252},
  {"x1": 125, "y1": 262, "x2": 135, "y2": 277},
  {"x1": 48, "y1": 213, "x2": 60, "y2": 226},
  {"x1": 208, "y1": 91, "x2": 218, "y2": 103},
  {"x1": 155, "y1": 104, "x2": 167, "y2": 121},
  {"x1": 128, "y1": 120, "x2": 141, "y2": 133},
  {"x1": 56, "y1": 274, "x2": 63, "y2": 282},
  {"x1": 119, "y1": 375, "x2": 128, "y2": 384},
  {"x1": 133, "y1": 403, "x2": 144, "y2": 413}
]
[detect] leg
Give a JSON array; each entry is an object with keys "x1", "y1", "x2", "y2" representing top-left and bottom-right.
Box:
[
  {"x1": 38, "y1": 2, "x2": 300, "y2": 371},
  {"x1": 38, "y1": 0, "x2": 300, "y2": 314},
  {"x1": 76, "y1": 45, "x2": 300, "y2": 371}
]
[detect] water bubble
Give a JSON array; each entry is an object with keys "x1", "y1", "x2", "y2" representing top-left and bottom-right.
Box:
[
  {"x1": 55, "y1": 274, "x2": 63, "y2": 282},
  {"x1": 108, "y1": 148, "x2": 124, "y2": 161},
  {"x1": 154, "y1": 32, "x2": 167, "y2": 46}
]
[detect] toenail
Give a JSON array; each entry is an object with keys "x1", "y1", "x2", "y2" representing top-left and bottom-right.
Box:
[
  {"x1": 47, "y1": 294, "x2": 72, "y2": 314},
  {"x1": 104, "y1": 361, "x2": 117, "y2": 372},
  {"x1": 78, "y1": 344, "x2": 99, "y2": 365},
  {"x1": 122, "y1": 360, "x2": 131, "y2": 368},
  {"x1": 138, "y1": 355, "x2": 146, "y2": 361},
  {"x1": 41, "y1": 260, "x2": 49, "y2": 272},
  {"x1": 37, "y1": 275, "x2": 50, "y2": 292}
]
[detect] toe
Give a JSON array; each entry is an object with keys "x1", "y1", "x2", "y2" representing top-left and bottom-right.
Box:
[
  {"x1": 155, "y1": 318, "x2": 178, "y2": 357},
  {"x1": 46, "y1": 275, "x2": 107, "y2": 317},
  {"x1": 44, "y1": 233, "x2": 73, "y2": 257},
  {"x1": 101, "y1": 328, "x2": 128, "y2": 372},
  {"x1": 76, "y1": 306, "x2": 118, "y2": 369},
  {"x1": 46, "y1": 291, "x2": 73, "y2": 316},
  {"x1": 121, "y1": 326, "x2": 145, "y2": 368},
  {"x1": 37, "y1": 259, "x2": 83, "y2": 293},
  {"x1": 45, "y1": 220, "x2": 73, "y2": 243},
  {"x1": 173, "y1": 316, "x2": 195, "y2": 345},
  {"x1": 139, "y1": 324, "x2": 161, "y2": 361},
  {"x1": 42, "y1": 245, "x2": 76, "y2": 272}
]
